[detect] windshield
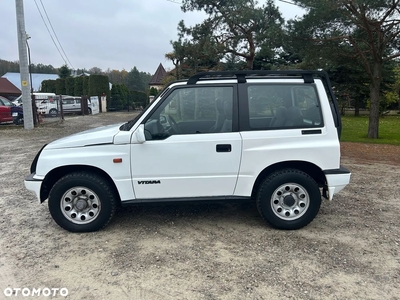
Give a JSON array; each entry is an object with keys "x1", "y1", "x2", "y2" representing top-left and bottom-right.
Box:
[{"x1": 119, "y1": 101, "x2": 153, "y2": 131}]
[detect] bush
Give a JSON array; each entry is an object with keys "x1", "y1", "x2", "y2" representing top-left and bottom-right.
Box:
[
  {"x1": 40, "y1": 80, "x2": 56, "y2": 93},
  {"x1": 65, "y1": 77, "x2": 75, "y2": 95},
  {"x1": 55, "y1": 78, "x2": 66, "y2": 95},
  {"x1": 74, "y1": 77, "x2": 84, "y2": 96},
  {"x1": 89, "y1": 75, "x2": 110, "y2": 111}
]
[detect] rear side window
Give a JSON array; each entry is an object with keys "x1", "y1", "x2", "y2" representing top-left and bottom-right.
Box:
[
  {"x1": 62, "y1": 98, "x2": 75, "y2": 105},
  {"x1": 247, "y1": 84, "x2": 323, "y2": 129}
]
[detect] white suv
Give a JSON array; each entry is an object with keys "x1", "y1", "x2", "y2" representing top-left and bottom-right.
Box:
[{"x1": 25, "y1": 70, "x2": 350, "y2": 232}]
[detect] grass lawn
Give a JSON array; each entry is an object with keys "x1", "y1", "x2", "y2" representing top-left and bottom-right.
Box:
[{"x1": 341, "y1": 115, "x2": 400, "y2": 145}]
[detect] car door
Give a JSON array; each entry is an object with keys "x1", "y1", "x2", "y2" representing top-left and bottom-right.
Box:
[
  {"x1": 73, "y1": 98, "x2": 82, "y2": 113},
  {"x1": 0, "y1": 97, "x2": 13, "y2": 122},
  {"x1": 130, "y1": 85, "x2": 242, "y2": 199},
  {"x1": 61, "y1": 98, "x2": 75, "y2": 113}
]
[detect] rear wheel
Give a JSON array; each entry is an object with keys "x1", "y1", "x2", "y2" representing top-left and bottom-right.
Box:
[
  {"x1": 49, "y1": 108, "x2": 58, "y2": 117},
  {"x1": 88, "y1": 107, "x2": 92, "y2": 115},
  {"x1": 256, "y1": 169, "x2": 321, "y2": 230},
  {"x1": 48, "y1": 172, "x2": 117, "y2": 232}
]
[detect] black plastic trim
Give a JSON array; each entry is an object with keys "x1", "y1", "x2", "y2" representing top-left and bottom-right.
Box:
[
  {"x1": 323, "y1": 166, "x2": 351, "y2": 175},
  {"x1": 302, "y1": 129, "x2": 322, "y2": 135},
  {"x1": 186, "y1": 70, "x2": 321, "y2": 85},
  {"x1": 121, "y1": 196, "x2": 251, "y2": 206},
  {"x1": 30, "y1": 144, "x2": 47, "y2": 174},
  {"x1": 25, "y1": 172, "x2": 42, "y2": 182}
]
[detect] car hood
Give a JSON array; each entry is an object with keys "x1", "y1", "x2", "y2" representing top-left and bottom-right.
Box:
[{"x1": 45, "y1": 123, "x2": 123, "y2": 149}]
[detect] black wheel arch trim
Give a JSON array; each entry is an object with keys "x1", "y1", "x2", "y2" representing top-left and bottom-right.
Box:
[
  {"x1": 39, "y1": 165, "x2": 121, "y2": 204},
  {"x1": 323, "y1": 166, "x2": 350, "y2": 175}
]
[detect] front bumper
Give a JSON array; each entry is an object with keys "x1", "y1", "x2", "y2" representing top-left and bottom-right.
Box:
[
  {"x1": 24, "y1": 173, "x2": 43, "y2": 203},
  {"x1": 324, "y1": 166, "x2": 351, "y2": 200}
]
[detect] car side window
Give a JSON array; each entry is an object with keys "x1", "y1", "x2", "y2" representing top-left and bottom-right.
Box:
[
  {"x1": 248, "y1": 84, "x2": 323, "y2": 129},
  {"x1": 1, "y1": 99, "x2": 13, "y2": 107},
  {"x1": 144, "y1": 86, "x2": 233, "y2": 140},
  {"x1": 62, "y1": 99, "x2": 74, "y2": 105}
]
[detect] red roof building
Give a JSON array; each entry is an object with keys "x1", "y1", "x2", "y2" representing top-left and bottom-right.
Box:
[{"x1": 0, "y1": 78, "x2": 21, "y2": 99}]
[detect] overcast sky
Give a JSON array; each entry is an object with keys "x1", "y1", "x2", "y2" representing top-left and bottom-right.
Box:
[{"x1": 1, "y1": 0, "x2": 304, "y2": 75}]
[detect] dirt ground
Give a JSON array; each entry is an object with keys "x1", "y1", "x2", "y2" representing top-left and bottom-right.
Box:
[{"x1": 0, "y1": 112, "x2": 399, "y2": 300}]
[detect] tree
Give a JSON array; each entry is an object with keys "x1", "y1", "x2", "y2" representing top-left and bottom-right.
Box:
[
  {"x1": 131, "y1": 90, "x2": 147, "y2": 107},
  {"x1": 0, "y1": 59, "x2": 57, "y2": 75},
  {"x1": 181, "y1": 0, "x2": 284, "y2": 70},
  {"x1": 55, "y1": 78, "x2": 66, "y2": 95},
  {"x1": 292, "y1": 0, "x2": 400, "y2": 138},
  {"x1": 126, "y1": 67, "x2": 151, "y2": 92},
  {"x1": 82, "y1": 76, "x2": 89, "y2": 96},
  {"x1": 58, "y1": 64, "x2": 71, "y2": 79},
  {"x1": 106, "y1": 69, "x2": 129, "y2": 86},
  {"x1": 40, "y1": 79, "x2": 56, "y2": 93},
  {"x1": 149, "y1": 87, "x2": 159, "y2": 97},
  {"x1": 110, "y1": 84, "x2": 123, "y2": 110},
  {"x1": 89, "y1": 75, "x2": 110, "y2": 108},
  {"x1": 88, "y1": 67, "x2": 103, "y2": 75},
  {"x1": 31, "y1": 63, "x2": 57, "y2": 74},
  {"x1": 165, "y1": 35, "x2": 186, "y2": 80},
  {"x1": 74, "y1": 77, "x2": 84, "y2": 96},
  {"x1": 65, "y1": 77, "x2": 75, "y2": 95}
]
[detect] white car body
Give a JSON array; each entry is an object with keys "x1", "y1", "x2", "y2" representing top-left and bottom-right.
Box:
[
  {"x1": 12, "y1": 92, "x2": 56, "y2": 106},
  {"x1": 25, "y1": 70, "x2": 351, "y2": 232},
  {"x1": 37, "y1": 96, "x2": 92, "y2": 116}
]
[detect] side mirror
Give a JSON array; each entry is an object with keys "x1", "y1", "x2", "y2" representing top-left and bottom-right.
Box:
[{"x1": 132, "y1": 124, "x2": 146, "y2": 144}]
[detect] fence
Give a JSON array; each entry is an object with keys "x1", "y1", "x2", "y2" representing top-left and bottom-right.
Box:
[{"x1": 34, "y1": 94, "x2": 93, "y2": 125}]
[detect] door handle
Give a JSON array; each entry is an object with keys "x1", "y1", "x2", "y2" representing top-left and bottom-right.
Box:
[
  {"x1": 301, "y1": 129, "x2": 322, "y2": 135},
  {"x1": 216, "y1": 144, "x2": 231, "y2": 152}
]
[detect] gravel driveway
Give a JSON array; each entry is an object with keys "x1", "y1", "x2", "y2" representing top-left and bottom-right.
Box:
[{"x1": 0, "y1": 112, "x2": 399, "y2": 299}]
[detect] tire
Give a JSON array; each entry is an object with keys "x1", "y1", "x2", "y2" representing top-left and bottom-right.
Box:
[
  {"x1": 256, "y1": 168, "x2": 321, "y2": 230},
  {"x1": 88, "y1": 108, "x2": 92, "y2": 115},
  {"x1": 49, "y1": 108, "x2": 58, "y2": 117},
  {"x1": 13, "y1": 116, "x2": 23, "y2": 125},
  {"x1": 48, "y1": 172, "x2": 118, "y2": 232}
]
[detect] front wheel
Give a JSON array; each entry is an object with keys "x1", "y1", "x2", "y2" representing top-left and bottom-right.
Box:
[
  {"x1": 256, "y1": 169, "x2": 321, "y2": 230},
  {"x1": 48, "y1": 172, "x2": 118, "y2": 232},
  {"x1": 13, "y1": 116, "x2": 23, "y2": 125}
]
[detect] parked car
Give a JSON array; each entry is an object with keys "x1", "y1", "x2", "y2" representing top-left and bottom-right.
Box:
[
  {"x1": 25, "y1": 70, "x2": 351, "y2": 232},
  {"x1": 12, "y1": 93, "x2": 56, "y2": 107},
  {"x1": 37, "y1": 96, "x2": 91, "y2": 117},
  {"x1": 0, "y1": 96, "x2": 23, "y2": 124},
  {"x1": 62, "y1": 97, "x2": 92, "y2": 115}
]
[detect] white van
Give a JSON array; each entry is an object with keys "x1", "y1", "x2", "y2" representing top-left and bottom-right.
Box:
[
  {"x1": 37, "y1": 95, "x2": 92, "y2": 117},
  {"x1": 12, "y1": 93, "x2": 56, "y2": 106}
]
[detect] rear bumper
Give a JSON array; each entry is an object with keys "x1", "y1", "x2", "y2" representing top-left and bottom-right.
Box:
[
  {"x1": 324, "y1": 166, "x2": 351, "y2": 200},
  {"x1": 24, "y1": 173, "x2": 43, "y2": 203}
]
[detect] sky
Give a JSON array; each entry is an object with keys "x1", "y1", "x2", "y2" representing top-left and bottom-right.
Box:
[{"x1": 1, "y1": 0, "x2": 304, "y2": 75}]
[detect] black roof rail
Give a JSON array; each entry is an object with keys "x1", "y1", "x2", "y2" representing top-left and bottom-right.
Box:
[{"x1": 186, "y1": 70, "x2": 333, "y2": 85}]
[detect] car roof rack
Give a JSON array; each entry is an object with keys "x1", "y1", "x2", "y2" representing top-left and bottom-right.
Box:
[{"x1": 186, "y1": 70, "x2": 332, "y2": 85}]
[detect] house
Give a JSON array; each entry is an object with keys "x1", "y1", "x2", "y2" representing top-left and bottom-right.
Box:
[
  {"x1": 149, "y1": 63, "x2": 167, "y2": 91},
  {"x1": 1, "y1": 72, "x2": 59, "y2": 92},
  {"x1": 0, "y1": 77, "x2": 22, "y2": 100}
]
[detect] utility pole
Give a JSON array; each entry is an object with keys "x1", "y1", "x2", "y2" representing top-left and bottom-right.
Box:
[{"x1": 15, "y1": 0, "x2": 34, "y2": 129}]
